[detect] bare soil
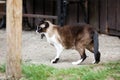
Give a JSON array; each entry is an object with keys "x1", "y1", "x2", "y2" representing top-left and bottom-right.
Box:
[{"x1": 0, "y1": 29, "x2": 120, "y2": 68}]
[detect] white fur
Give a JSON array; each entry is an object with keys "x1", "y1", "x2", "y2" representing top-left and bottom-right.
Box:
[
  {"x1": 72, "y1": 59, "x2": 83, "y2": 65},
  {"x1": 36, "y1": 30, "x2": 38, "y2": 33},
  {"x1": 92, "y1": 60, "x2": 96, "y2": 64},
  {"x1": 41, "y1": 24, "x2": 46, "y2": 28},
  {"x1": 44, "y1": 33, "x2": 64, "y2": 63}
]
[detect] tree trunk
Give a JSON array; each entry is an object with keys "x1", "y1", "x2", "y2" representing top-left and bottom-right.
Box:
[{"x1": 6, "y1": 0, "x2": 22, "y2": 79}]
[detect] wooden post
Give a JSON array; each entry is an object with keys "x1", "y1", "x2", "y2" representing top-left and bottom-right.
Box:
[{"x1": 6, "y1": 0, "x2": 22, "y2": 79}]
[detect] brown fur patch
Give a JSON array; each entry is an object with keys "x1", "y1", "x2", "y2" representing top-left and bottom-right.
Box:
[{"x1": 54, "y1": 24, "x2": 95, "y2": 49}]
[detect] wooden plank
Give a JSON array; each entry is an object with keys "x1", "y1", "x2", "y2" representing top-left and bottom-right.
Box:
[
  {"x1": 89, "y1": 0, "x2": 99, "y2": 31},
  {"x1": 25, "y1": 0, "x2": 34, "y2": 26},
  {"x1": 107, "y1": 0, "x2": 116, "y2": 30},
  {"x1": 0, "y1": 12, "x2": 58, "y2": 19},
  {"x1": 78, "y1": 0, "x2": 86, "y2": 23},
  {"x1": 34, "y1": 0, "x2": 44, "y2": 24},
  {"x1": 45, "y1": 0, "x2": 56, "y2": 22},
  {"x1": 66, "y1": 3, "x2": 77, "y2": 24},
  {"x1": 0, "y1": 12, "x2": 5, "y2": 15},
  {"x1": 108, "y1": 30, "x2": 120, "y2": 36},
  {"x1": 34, "y1": 0, "x2": 44, "y2": 14},
  {"x1": 52, "y1": 0, "x2": 57, "y2": 23},
  {"x1": 0, "y1": 4, "x2": 5, "y2": 19},
  {"x1": 0, "y1": 1, "x2": 6, "y2": 4},
  {"x1": 57, "y1": 0, "x2": 63, "y2": 25},
  {"x1": 116, "y1": 0, "x2": 120, "y2": 31},
  {"x1": 23, "y1": 14, "x2": 58, "y2": 19},
  {"x1": 6, "y1": 0, "x2": 22, "y2": 79},
  {"x1": 45, "y1": 0, "x2": 53, "y2": 15},
  {"x1": 99, "y1": 0, "x2": 107, "y2": 33}
]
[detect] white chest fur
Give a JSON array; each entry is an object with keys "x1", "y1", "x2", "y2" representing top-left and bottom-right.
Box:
[
  {"x1": 44, "y1": 33, "x2": 57, "y2": 45},
  {"x1": 44, "y1": 33, "x2": 64, "y2": 64},
  {"x1": 44, "y1": 33, "x2": 63, "y2": 50}
]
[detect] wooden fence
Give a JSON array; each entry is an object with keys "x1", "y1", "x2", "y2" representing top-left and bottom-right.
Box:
[
  {"x1": 0, "y1": 0, "x2": 120, "y2": 36},
  {"x1": 25, "y1": 0, "x2": 120, "y2": 36}
]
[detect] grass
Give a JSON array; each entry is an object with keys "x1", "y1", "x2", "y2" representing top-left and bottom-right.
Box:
[
  {"x1": 0, "y1": 64, "x2": 5, "y2": 73},
  {"x1": 0, "y1": 61, "x2": 120, "y2": 80}
]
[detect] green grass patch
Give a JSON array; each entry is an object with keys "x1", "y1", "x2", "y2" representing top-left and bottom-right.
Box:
[
  {"x1": 0, "y1": 61, "x2": 120, "y2": 80},
  {"x1": 22, "y1": 63, "x2": 55, "y2": 80},
  {"x1": 105, "y1": 62, "x2": 120, "y2": 80},
  {"x1": 0, "y1": 64, "x2": 5, "y2": 73}
]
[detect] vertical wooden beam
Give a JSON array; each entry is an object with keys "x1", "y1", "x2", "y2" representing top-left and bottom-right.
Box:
[
  {"x1": 6, "y1": 0, "x2": 22, "y2": 79},
  {"x1": 117, "y1": 0, "x2": 120, "y2": 31},
  {"x1": 107, "y1": 0, "x2": 116, "y2": 30},
  {"x1": 89, "y1": 0, "x2": 99, "y2": 31},
  {"x1": 57, "y1": 0, "x2": 62, "y2": 26},
  {"x1": 99, "y1": 0, "x2": 107, "y2": 33}
]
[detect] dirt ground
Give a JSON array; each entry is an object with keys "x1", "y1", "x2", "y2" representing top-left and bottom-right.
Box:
[{"x1": 0, "y1": 29, "x2": 120, "y2": 68}]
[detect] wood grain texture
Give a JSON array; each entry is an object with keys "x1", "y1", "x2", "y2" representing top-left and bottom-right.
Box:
[
  {"x1": 117, "y1": 0, "x2": 120, "y2": 31},
  {"x1": 6, "y1": 0, "x2": 22, "y2": 79},
  {"x1": 99, "y1": 0, "x2": 107, "y2": 33},
  {"x1": 89, "y1": 0, "x2": 99, "y2": 31},
  {"x1": 107, "y1": 0, "x2": 116, "y2": 30}
]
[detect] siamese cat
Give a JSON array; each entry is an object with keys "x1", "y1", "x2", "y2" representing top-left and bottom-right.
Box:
[{"x1": 36, "y1": 20, "x2": 101, "y2": 65}]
